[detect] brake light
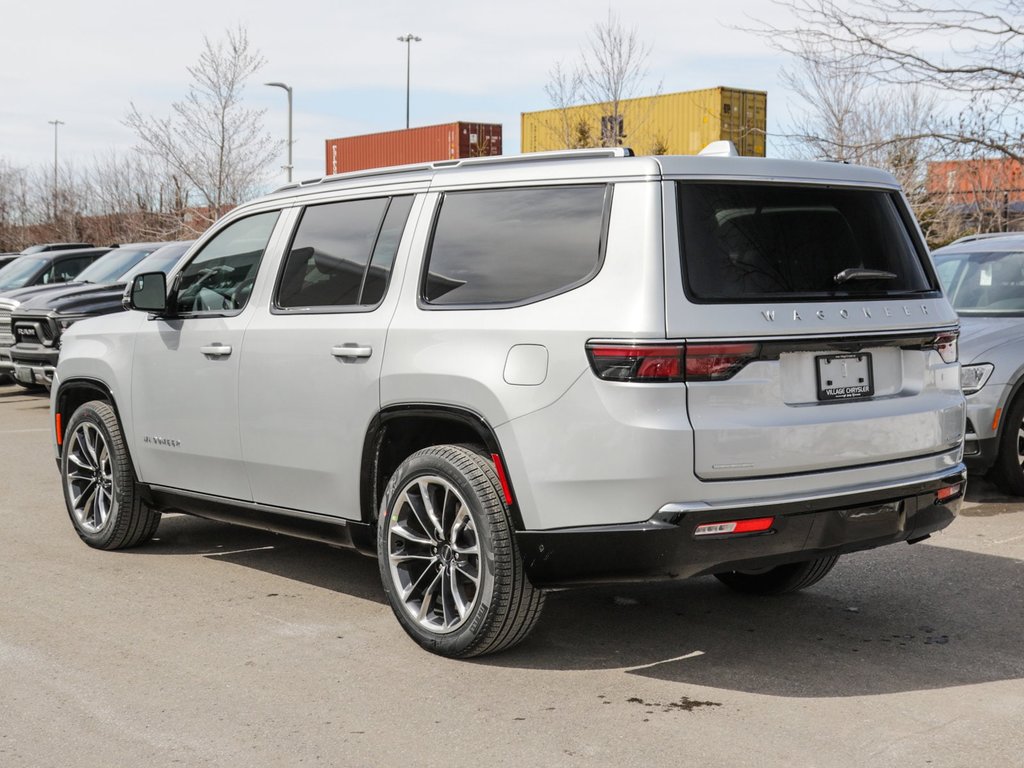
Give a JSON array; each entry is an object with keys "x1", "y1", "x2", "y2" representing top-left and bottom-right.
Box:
[
  {"x1": 685, "y1": 342, "x2": 761, "y2": 381},
  {"x1": 586, "y1": 344, "x2": 685, "y2": 382},
  {"x1": 929, "y1": 331, "x2": 958, "y2": 364},
  {"x1": 694, "y1": 517, "x2": 775, "y2": 537}
]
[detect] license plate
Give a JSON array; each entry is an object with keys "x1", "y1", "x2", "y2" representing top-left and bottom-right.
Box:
[
  {"x1": 13, "y1": 365, "x2": 34, "y2": 385},
  {"x1": 816, "y1": 353, "x2": 873, "y2": 401}
]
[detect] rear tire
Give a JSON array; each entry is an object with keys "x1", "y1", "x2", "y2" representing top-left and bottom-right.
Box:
[
  {"x1": 990, "y1": 392, "x2": 1024, "y2": 496},
  {"x1": 715, "y1": 555, "x2": 839, "y2": 595},
  {"x1": 377, "y1": 444, "x2": 544, "y2": 658},
  {"x1": 60, "y1": 400, "x2": 160, "y2": 550}
]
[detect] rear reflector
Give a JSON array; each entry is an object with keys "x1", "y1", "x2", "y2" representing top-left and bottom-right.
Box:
[
  {"x1": 490, "y1": 453, "x2": 514, "y2": 506},
  {"x1": 694, "y1": 517, "x2": 775, "y2": 537},
  {"x1": 936, "y1": 484, "x2": 962, "y2": 502},
  {"x1": 55, "y1": 413, "x2": 62, "y2": 446}
]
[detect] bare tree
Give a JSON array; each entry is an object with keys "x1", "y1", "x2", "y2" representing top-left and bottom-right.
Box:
[
  {"x1": 543, "y1": 11, "x2": 659, "y2": 149},
  {"x1": 752, "y1": 1, "x2": 1024, "y2": 162},
  {"x1": 124, "y1": 26, "x2": 279, "y2": 228}
]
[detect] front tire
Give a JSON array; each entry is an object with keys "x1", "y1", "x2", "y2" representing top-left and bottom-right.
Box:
[
  {"x1": 61, "y1": 400, "x2": 160, "y2": 550},
  {"x1": 990, "y1": 392, "x2": 1024, "y2": 496},
  {"x1": 377, "y1": 445, "x2": 544, "y2": 658},
  {"x1": 715, "y1": 555, "x2": 839, "y2": 595}
]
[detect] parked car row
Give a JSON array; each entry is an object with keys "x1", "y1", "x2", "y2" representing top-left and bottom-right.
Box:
[{"x1": 0, "y1": 242, "x2": 191, "y2": 386}]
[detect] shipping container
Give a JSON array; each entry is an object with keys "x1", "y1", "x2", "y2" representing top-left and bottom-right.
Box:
[
  {"x1": 325, "y1": 122, "x2": 502, "y2": 174},
  {"x1": 520, "y1": 87, "x2": 767, "y2": 157},
  {"x1": 927, "y1": 158, "x2": 1024, "y2": 205}
]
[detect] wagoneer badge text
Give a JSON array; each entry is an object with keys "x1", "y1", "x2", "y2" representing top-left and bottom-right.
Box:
[
  {"x1": 761, "y1": 305, "x2": 932, "y2": 323},
  {"x1": 144, "y1": 436, "x2": 181, "y2": 448}
]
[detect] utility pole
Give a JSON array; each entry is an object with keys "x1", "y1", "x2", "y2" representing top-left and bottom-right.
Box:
[
  {"x1": 48, "y1": 119, "x2": 64, "y2": 221},
  {"x1": 396, "y1": 34, "x2": 422, "y2": 129},
  {"x1": 264, "y1": 82, "x2": 294, "y2": 183}
]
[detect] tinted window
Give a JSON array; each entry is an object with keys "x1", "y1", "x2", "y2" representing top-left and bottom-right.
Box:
[
  {"x1": 934, "y1": 250, "x2": 1024, "y2": 314},
  {"x1": 76, "y1": 248, "x2": 153, "y2": 284},
  {"x1": 0, "y1": 257, "x2": 46, "y2": 289},
  {"x1": 423, "y1": 185, "x2": 608, "y2": 306},
  {"x1": 46, "y1": 255, "x2": 97, "y2": 284},
  {"x1": 678, "y1": 183, "x2": 935, "y2": 301},
  {"x1": 174, "y1": 211, "x2": 279, "y2": 314},
  {"x1": 276, "y1": 195, "x2": 412, "y2": 310}
]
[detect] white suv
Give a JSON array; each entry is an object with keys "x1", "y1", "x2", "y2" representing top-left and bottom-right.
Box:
[{"x1": 51, "y1": 147, "x2": 966, "y2": 657}]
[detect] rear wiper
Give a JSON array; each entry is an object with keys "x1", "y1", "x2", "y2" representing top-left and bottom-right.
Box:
[{"x1": 834, "y1": 267, "x2": 898, "y2": 284}]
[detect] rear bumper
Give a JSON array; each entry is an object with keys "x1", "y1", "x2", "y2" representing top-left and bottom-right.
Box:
[{"x1": 516, "y1": 466, "x2": 966, "y2": 588}]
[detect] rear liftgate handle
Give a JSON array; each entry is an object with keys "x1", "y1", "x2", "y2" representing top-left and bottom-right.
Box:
[{"x1": 332, "y1": 344, "x2": 373, "y2": 361}]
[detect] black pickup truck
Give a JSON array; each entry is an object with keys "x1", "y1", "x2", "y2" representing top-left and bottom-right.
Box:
[{"x1": 9, "y1": 242, "x2": 191, "y2": 388}]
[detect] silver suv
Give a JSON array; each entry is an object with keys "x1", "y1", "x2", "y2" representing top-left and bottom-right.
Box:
[
  {"x1": 932, "y1": 232, "x2": 1024, "y2": 494},
  {"x1": 51, "y1": 148, "x2": 966, "y2": 657}
]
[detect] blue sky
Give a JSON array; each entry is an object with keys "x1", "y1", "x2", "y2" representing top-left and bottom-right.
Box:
[{"x1": 1, "y1": 1, "x2": 804, "y2": 185}]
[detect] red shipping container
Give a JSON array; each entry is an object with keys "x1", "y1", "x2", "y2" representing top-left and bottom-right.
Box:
[{"x1": 325, "y1": 122, "x2": 502, "y2": 175}]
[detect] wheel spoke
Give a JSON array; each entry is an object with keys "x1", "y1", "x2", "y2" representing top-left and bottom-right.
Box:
[
  {"x1": 402, "y1": 490, "x2": 438, "y2": 545},
  {"x1": 453, "y1": 559, "x2": 480, "y2": 586},
  {"x1": 72, "y1": 479, "x2": 97, "y2": 510},
  {"x1": 415, "y1": 569, "x2": 444, "y2": 622},
  {"x1": 390, "y1": 518, "x2": 434, "y2": 546},
  {"x1": 417, "y1": 479, "x2": 444, "y2": 539},
  {"x1": 68, "y1": 450, "x2": 94, "y2": 473}
]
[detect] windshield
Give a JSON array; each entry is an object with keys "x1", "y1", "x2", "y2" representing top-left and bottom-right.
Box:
[
  {"x1": 121, "y1": 243, "x2": 192, "y2": 282},
  {"x1": 933, "y1": 250, "x2": 1024, "y2": 315},
  {"x1": 0, "y1": 257, "x2": 46, "y2": 289},
  {"x1": 75, "y1": 248, "x2": 154, "y2": 285},
  {"x1": 678, "y1": 182, "x2": 936, "y2": 301}
]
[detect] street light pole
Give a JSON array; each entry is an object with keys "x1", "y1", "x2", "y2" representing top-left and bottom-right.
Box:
[
  {"x1": 264, "y1": 82, "x2": 293, "y2": 183},
  {"x1": 47, "y1": 119, "x2": 64, "y2": 220},
  {"x1": 396, "y1": 34, "x2": 421, "y2": 129}
]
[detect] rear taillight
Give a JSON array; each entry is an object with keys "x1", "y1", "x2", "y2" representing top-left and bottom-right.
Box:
[
  {"x1": 587, "y1": 341, "x2": 760, "y2": 383},
  {"x1": 694, "y1": 517, "x2": 775, "y2": 537},
  {"x1": 684, "y1": 342, "x2": 761, "y2": 381},
  {"x1": 928, "y1": 331, "x2": 959, "y2": 364},
  {"x1": 586, "y1": 344, "x2": 685, "y2": 382}
]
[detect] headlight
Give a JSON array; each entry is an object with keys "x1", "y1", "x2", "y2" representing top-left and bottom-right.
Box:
[
  {"x1": 961, "y1": 363, "x2": 994, "y2": 395},
  {"x1": 52, "y1": 314, "x2": 89, "y2": 333}
]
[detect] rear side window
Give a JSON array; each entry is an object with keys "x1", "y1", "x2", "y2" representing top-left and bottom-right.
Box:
[
  {"x1": 276, "y1": 195, "x2": 413, "y2": 310},
  {"x1": 423, "y1": 185, "x2": 609, "y2": 306},
  {"x1": 678, "y1": 182, "x2": 936, "y2": 302}
]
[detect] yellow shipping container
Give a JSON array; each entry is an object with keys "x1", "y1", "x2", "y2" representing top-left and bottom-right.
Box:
[{"x1": 520, "y1": 86, "x2": 767, "y2": 157}]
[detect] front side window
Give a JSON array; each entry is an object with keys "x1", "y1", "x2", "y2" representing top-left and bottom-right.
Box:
[
  {"x1": 678, "y1": 182, "x2": 936, "y2": 302},
  {"x1": 174, "y1": 211, "x2": 280, "y2": 315},
  {"x1": 275, "y1": 195, "x2": 413, "y2": 310},
  {"x1": 423, "y1": 185, "x2": 608, "y2": 306},
  {"x1": 47, "y1": 255, "x2": 98, "y2": 284}
]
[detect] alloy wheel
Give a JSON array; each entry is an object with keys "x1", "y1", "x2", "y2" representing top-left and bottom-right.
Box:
[
  {"x1": 386, "y1": 475, "x2": 481, "y2": 633},
  {"x1": 65, "y1": 422, "x2": 115, "y2": 533}
]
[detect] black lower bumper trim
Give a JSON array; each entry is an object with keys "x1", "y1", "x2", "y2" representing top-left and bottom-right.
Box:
[
  {"x1": 964, "y1": 437, "x2": 998, "y2": 474},
  {"x1": 516, "y1": 467, "x2": 966, "y2": 588}
]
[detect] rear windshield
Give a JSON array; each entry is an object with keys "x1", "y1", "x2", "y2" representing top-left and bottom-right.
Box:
[
  {"x1": 933, "y1": 250, "x2": 1024, "y2": 315},
  {"x1": 678, "y1": 182, "x2": 936, "y2": 302}
]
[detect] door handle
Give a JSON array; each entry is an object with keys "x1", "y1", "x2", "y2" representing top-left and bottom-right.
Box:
[
  {"x1": 200, "y1": 344, "x2": 232, "y2": 357},
  {"x1": 331, "y1": 344, "x2": 373, "y2": 360}
]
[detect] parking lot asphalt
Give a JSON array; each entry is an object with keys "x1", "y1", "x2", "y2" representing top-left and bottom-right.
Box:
[{"x1": 0, "y1": 383, "x2": 1022, "y2": 768}]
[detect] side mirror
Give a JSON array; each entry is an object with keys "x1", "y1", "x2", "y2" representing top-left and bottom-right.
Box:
[{"x1": 125, "y1": 271, "x2": 168, "y2": 313}]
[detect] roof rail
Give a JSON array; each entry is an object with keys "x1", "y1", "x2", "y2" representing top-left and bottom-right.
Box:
[
  {"x1": 947, "y1": 231, "x2": 1024, "y2": 246},
  {"x1": 272, "y1": 147, "x2": 635, "y2": 193}
]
